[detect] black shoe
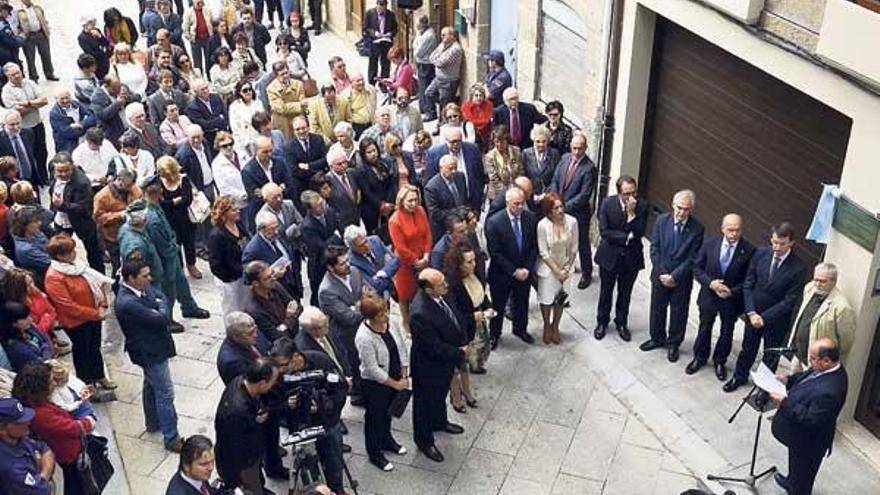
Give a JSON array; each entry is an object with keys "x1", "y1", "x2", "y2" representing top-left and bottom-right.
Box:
[
  {"x1": 265, "y1": 468, "x2": 289, "y2": 480},
  {"x1": 46, "y1": 75, "x2": 60, "y2": 82},
  {"x1": 466, "y1": 398, "x2": 478, "y2": 408},
  {"x1": 370, "y1": 456, "x2": 394, "y2": 471},
  {"x1": 470, "y1": 365, "x2": 487, "y2": 375},
  {"x1": 723, "y1": 377, "x2": 745, "y2": 393},
  {"x1": 182, "y1": 307, "x2": 210, "y2": 319},
  {"x1": 169, "y1": 321, "x2": 185, "y2": 333},
  {"x1": 419, "y1": 444, "x2": 444, "y2": 462},
  {"x1": 593, "y1": 324, "x2": 607, "y2": 340},
  {"x1": 340, "y1": 421, "x2": 348, "y2": 435},
  {"x1": 342, "y1": 443, "x2": 352, "y2": 453},
  {"x1": 441, "y1": 422, "x2": 464, "y2": 434},
  {"x1": 489, "y1": 335, "x2": 500, "y2": 350},
  {"x1": 667, "y1": 346, "x2": 680, "y2": 363},
  {"x1": 451, "y1": 402, "x2": 466, "y2": 414},
  {"x1": 774, "y1": 472, "x2": 790, "y2": 491},
  {"x1": 616, "y1": 324, "x2": 632, "y2": 342},
  {"x1": 715, "y1": 363, "x2": 728, "y2": 381},
  {"x1": 685, "y1": 359, "x2": 704, "y2": 375},
  {"x1": 514, "y1": 331, "x2": 534, "y2": 344},
  {"x1": 313, "y1": 29, "x2": 322, "y2": 36},
  {"x1": 577, "y1": 276, "x2": 592, "y2": 290},
  {"x1": 639, "y1": 339, "x2": 664, "y2": 352}
]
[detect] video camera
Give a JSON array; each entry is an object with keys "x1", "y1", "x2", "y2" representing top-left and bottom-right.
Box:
[
  {"x1": 281, "y1": 369, "x2": 342, "y2": 418},
  {"x1": 281, "y1": 425, "x2": 326, "y2": 447}
]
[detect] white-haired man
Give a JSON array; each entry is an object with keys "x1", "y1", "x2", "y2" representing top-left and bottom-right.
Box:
[
  {"x1": 0, "y1": 109, "x2": 43, "y2": 186},
  {"x1": 491, "y1": 87, "x2": 547, "y2": 149},
  {"x1": 325, "y1": 146, "x2": 360, "y2": 228},
  {"x1": 242, "y1": 209, "x2": 303, "y2": 301},
  {"x1": 424, "y1": 154, "x2": 468, "y2": 243},
  {"x1": 49, "y1": 87, "x2": 97, "y2": 154},
  {"x1": 185, "y1": 78, "x2": 227, "y2": 148},
  {"x1": 125, "y1": 101, "x2": 169, "y2": 157},
  {"x1": 425, "y1": 125, "x2": 485, "y2": 210},
  {"x1": 345, "y1": 224, "x2": 400, "y2": 299}
]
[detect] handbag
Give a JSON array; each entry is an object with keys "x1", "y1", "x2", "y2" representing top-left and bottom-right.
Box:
[
  {"x1": 388, "y1": 388, "x2": 412, "y2": 418},
  {"x1": 302, "y1": 74, "x2": 319, "y2": 98},
  {"x1": 355, "y1": 37, "x2": 372, "y2": 57},
  {"x1": 77, "y1": 433, "x2": 114, "y2": 494},
  {"x1": 188, "y1": 185, "x2": 211, "y2": 224}
]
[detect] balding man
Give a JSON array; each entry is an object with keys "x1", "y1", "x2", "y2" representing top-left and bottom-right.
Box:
[
  {"x1": 243, "y1": 210, "x2": 303, "y2": 300},
  {"x1": 641, "y1": 190, "x2": 704, "y2": 363},
  {"x1": 487, "y1": 175, "x2": 535, "y2": 218},
  {"x1": 491, "y1": 87, "x2": 547, "y2": 149},
  {"x1": 486, "y1": 187, "x2": 539, "y2": 347},
  {"x1": 426, "y1": 125, "x2": 486, "y2": 211},
  {"x1": 787, "y1": 263, "x2": 855, "y2": 371},
  {"x1": 293, "y1": 306, "x2": 348, "y2": 377},
  {"x1": 175, "y1": 124, "x2": 216, "y2": 200},
  {"x1": 243, "y1": 136, "x2": 295, "y2": 221},
  {"x1": 90, "y1": 74, "x2": 135, "y2": 146},
  {"x1": 185, "y1": 78, "x2": 228, "y2": 148},
  {"x1": 126, "y1": 101, "x2": 169, "y2": 157},
  {"x1": 340, "y1": 72, "x2": 376, "y2": 139},
  {"x1": 424, "y1": 154, "x2": 468, "y2": 243},
  {"x1": 241, "y1": 260, "x2": 301, "y2": 343},
  {"x1": 0, "y1": 109, "x2": 42, "y2": 186},
  {"x1": 258, "y1": 181, "x2": 304, "y2": 250},
  {"x1": 422, "y1": 26, "x2": 463, "y2": 122},
  {"x1": 410, "y1": 268, "x2": 466, "y2": 462},
  {"x1": 359, "y1": 105, "x2": 396, "y2": 152},
  {"x1": 285, "y1": 115, "x2": 328, "y2": 198},
  {"x1": 325, "y1": 147, "x2": 360, "y2": 228},
  {"x1": 687, "y1": 214, "x2": 755, "y2": 379},
  {"x1": 49, "y1": 88, "x2": 97, "y2": 153},
  {"x1": 769, "y1": 338, "x2": 848, "y2": 495}
]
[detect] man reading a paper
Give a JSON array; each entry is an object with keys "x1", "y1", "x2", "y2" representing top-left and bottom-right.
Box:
[
  {"x1": 769, "y1": 338, "x2": 848, "y2": 495},
  {"x1": 242, "y1": 210, "x2": 304, "y2": 300}
]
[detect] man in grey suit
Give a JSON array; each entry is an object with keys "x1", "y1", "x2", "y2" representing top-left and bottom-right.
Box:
[
  {"x1": 146, "y1": 69, "x2": 189, "y2": 125},
  {"x1": 258, "y1": 182, "x2": 304, "y2": 253},
  {"x1": 424, "y1": 154, "x2": 467, "y2": 244},
  {"x1": 318, "y1": 246, "x2": 369, "y2": 406},
  {"x1": 325, "y1": 147, "x2": 361, "y2": 229},
  {"x1": 522, "y1": 126, "x2": 561, "y2": 194}
]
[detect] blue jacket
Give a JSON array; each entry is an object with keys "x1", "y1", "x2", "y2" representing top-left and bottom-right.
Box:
[
  {"x1": 49, "y1": 103, "x2": 97, "y2": 154},
  {"x1": 743, "y1": 246, "x2": 806, "y2": 328},
  {"x1": 13, "y1": 234, "x2": 51, "y2": 285},
  {"x1": 425, "y1": 142, "x2": 486, "y2": 211},
  {"x1": 241, "y1": 233, "x2": 301, "y2": 297},
  {"x1": 349, "y1": 235, "x2": 399, "y2": 296},
  {"x1": 549, "y1": 153, "x2": 596, "y2": 222},
  {"x1": 4, "y1": 327, "x2": 53, "y2": 371},
  {"x1": 0, "y1": 434, "x2": 53, "y2": 495},
  {"x1": 217, "y1": 334, "x2": 271, "y2": 386},
  {"x1": 175, "y1": 143, "x2": 214, "y2": 192},
  {"x1": 0, "y1": 20, "x2": 21, "y2": 66},
  {"x1": 649, "y1": 213, "x2": 705, "y2": 284},
  {"x1": 484, "y1": 67, "x2": 512, "y2": 107},
  {"x1": 115, "y1": 284, "x2": 174, "y2": 367}
]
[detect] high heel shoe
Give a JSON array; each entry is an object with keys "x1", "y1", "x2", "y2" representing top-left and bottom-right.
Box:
[
  {"x1": 465, "y1": 398, "x2": 478, "y2": 408},
  {"x1": 451, "y1": 402, "x2": 467, "y2": 414}
]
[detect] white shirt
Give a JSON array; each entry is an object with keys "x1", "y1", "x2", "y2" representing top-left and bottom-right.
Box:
[
  {"x1": 193, "y1": 146, "x2": 214, "y2": 185},
  {"x1": 24, "y1": 7, "x2": 40, "y2": 33},
  {"x1": 229, "y1": 99, "x2": 265, "y2": 161},
  {"x1": 52, "y1": 181, "x2": 72, "y2": 229},
  {"x1": 331, "y1": 273, "x2": 352, "y2": 293},
  {"x1": 771, "y1": 249, "x2": 791, "y2": 273},
  {"x1": 212, "y1": 153, "x2": 248, "y2": 206},
  {"x1": 120, "y1": 282, "x2": 143, "y2": 299},
  {"x1": 258, "y1": 159, "x2": 274, "y2": 183},
  {"x1": 72, "y1": 140, "x2": 118, "y2": 183},
  {"x1": 120, "y1": 150, "x2": 156, "y2": 183}
]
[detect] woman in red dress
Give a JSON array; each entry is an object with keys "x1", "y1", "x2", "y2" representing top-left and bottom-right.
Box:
[{"x1": 388, "y1": 184, "x2": 432, "y2": 335}]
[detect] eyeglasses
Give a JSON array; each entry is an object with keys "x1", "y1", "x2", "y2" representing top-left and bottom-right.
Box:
[
  {"x1": 219, "y1": 142, "x2": 234, "y2": 148},
  {"x1": 241, "y1": 87, "x2": 253, "y2": 93},
  {"x1": 446, "y1": 114, "x2": 461, "y2": 119}
]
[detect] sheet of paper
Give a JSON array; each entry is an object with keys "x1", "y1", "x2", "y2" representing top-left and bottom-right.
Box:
[
  {"x1": 270, "y1": 255, "x2": 291, "y2": 271},
  {"x1": 750, "y1": 363, "x2": 788, "y2": 397}
]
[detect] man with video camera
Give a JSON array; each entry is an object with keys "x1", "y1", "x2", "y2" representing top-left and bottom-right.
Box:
[{"x1": 269, "y1": 334, "x2": 349, "y2": 495}]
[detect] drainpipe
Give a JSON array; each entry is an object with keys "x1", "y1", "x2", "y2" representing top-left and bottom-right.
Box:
[{"x1": 595, "y1": 0, "x2": 624, "y2": 204}]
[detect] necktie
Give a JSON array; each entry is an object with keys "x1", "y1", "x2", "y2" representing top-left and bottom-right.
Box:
[
  {"x1": 447, "y1": 179, "x2": 461, "y2": 204},
  {"x1": 232, "y1": 153, "x2": 240, "y2": 170},
  {"x1": 249, "y1": 345, "x2": 261, "y2": 360},
  {"x1": 512, "y1": 215, "x2": 523, "y2": 251},
  {"x1": 510, "y1": 107, "x2": 520, "y2": 145},
  {"x1": 203, "y1": 98, "x2": 213, "y2": 114},
  {"x1": 673, "y1": 222, "x2": 682, "y2": 251},
  {"x1": 200, "y1": 482, "x2": 211, "y2": 495},
  {"x1": 319, "y1": 336, "x2": 343, "y2": 371},
  {"x1": 770, "y1": 255, "x2": 781, "y2": 280},
  {"x1": 719, "y1": 243, "x2": 733, "y2": 274},
  {"x1": 439, "y1": 298, "x2": 459, "y2": 329},
  {"x1": 379, "y1": 13, "x2": 385, "y2": 34},
  {"x1": 142, "y1": 129, "x2": 154, "y2": 146},
  {"x1": 341, "y1": 173, "x2": 353, "y2": 198},
  {"x1": 365, "y1": 249, "x2": 377, "y2": 266},
  {"x1": 301, "y1": 139, "x2": 309, "y2": 155},
  {"x1": 12, "y1": 135, "x2": 32, "y2": 180},
  {"x1": 562, "y1": 156, "x2": 578, "y2": 190}
]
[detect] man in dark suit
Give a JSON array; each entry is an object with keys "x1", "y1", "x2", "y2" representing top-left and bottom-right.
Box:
[
  {"x1": 491, "y1": 87, "x2": 547, "y2": 149},
  {"x1": 285, "y1": 115, "x2": 328, "y2": 201},
  {"x1": 362, "y1": 0, "x2": 397, "y2": 84},
  {"x1": 424, "y1": 155, "x2": 467, "y2": 244},
  {"x1": 486, "y1": 187, "x2": 538, "y2": 347},
  {"x1": 89, "y1": 75, "x2": 136, "y2": 149},
  {"x1": 0, "y1": 109, "x2": 44, "y2": 186},
  {"x1": 147, "y1": 69, "x2": 190, "y2": 125},
  {"x1": 233, "y1": 9, "x2": 272, "y2": 65},
  {"x1": 550, "y1": 132, "x2": 596, "y2": 289},
  {"x1": 293, "y1": 306, "x2": 350, "y2": 379},
  {"x1": 174, "y1": 124, "x2": 216, "y2": 201},
  {"x1": 346, "y1": 225, "x2": 400, "y2": 298},
  {"x1": 325, "y1": 147, "x2": 360, "y2": 229},
  {"x1": 48, "y1": 153, "x2": 105, "y2": 273},
  {"x1": 49, "y1": 88, "x2": 97, "y2": 154},
  {"x1": 241, "y1": 260, "x2": 300, "y2": 342},
  {"x1": 301, "y1": 190, "x2": 343, "y2": 306},
  {"x1": 216, "y1": 311, "x2": 272, "y2": 386},
  {"x1": 487, "y1": 176, "x2": 538, "y2": 219},
  {"x1": 430, "y1": 210, "x2": 467, "y2": 269},
  {"x1": 593, "y1": 175, "x2": 647, "y2": 342},
  {"x1": 146, "y1": 0, "x2": 184, "y2": 47},
  {"x1": 242, "y1": 210, "x2": 303, "y2": 300},
  {"x1": 725, "y1": 222, "x2": 806, "y2": 392},
  {"x1": 522, "y1": 127, "x2": 561, "y2": 193},
  {"x1": 186, "y1": 80, "x2": 228, "y2": 150},
  {"x1": 243, "y1": 137, "x2": 296, "y2": 227},
  {"x1": 115, "y1": 259, "x2": 183, "y2": 452},
  {"x1": 258, "y1": 182, "x2": 304, "y2": 253},
  {"x1": 165, "y1": 436, "x2": 220, "y2": 495},
  {"x1": 126, "y1": 102, "x2": 170, "y2": 158},
  {"x1": 640, "y1": 189, "x2": 704, "y2": 363},
  {"x1": 425, "y1": 126, "x2": 486, "y2": 211},
  {"x1": 769, "y1": 338, "x2": 848, "y2": 495},
  {"x1": 410, "y1": 268, "x2": 466, "y2": 462},
  {"x1": 687, "y1": 213, "x2": 755, "y2": 380}
]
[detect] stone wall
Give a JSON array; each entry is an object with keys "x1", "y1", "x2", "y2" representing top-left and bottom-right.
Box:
[{"x1": 760, "y1": 0, "x2": 828, "y2": 51}]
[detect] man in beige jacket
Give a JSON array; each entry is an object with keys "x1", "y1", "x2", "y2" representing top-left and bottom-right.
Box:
[
  {"x1": 787, "y1": 262, "x2": 855, "y2": 370},
  {"x1": 266, "y1": 61, "x2": 305, "y2": 139},
  {"x1": 16, "y1": 0, "x2": 57, "y2": 82}
]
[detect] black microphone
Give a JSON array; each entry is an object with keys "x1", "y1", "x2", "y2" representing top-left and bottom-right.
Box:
[{"x1": 764, "y1": 346, "x2": 796, "y2": 354}]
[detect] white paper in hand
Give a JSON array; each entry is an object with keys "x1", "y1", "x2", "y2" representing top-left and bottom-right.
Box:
[{"x1": 750, "y1": 363, "x2": 787, "y2": 397}]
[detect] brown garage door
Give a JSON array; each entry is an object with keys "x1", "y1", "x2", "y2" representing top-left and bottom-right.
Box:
[{"x1": 640, "y1": 18, "x2": 852, "y2": 266}]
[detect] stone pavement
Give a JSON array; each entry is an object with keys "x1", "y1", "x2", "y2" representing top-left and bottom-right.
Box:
[{"x1": 35, "y1": 1, "x2": 880, "y2": 494}]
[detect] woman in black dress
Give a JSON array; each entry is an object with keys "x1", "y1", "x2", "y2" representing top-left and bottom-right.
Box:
[
  {"x1": 356, "y1": 138, "x2": 397, "y2": 239},
  {"x1": 156, "y1": 156, "x2": 200, "y2": 279}
]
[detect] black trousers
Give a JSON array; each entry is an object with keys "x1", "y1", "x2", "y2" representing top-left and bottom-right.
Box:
[
  {"x1": 262, "y1": 413, "x2": 284, "y2": 473},
  {"x1": 575, "y1": 216, "x2": 593, "y2": 280},
  {"x1": 648, "y1": 278, "x2": 693, "y2": 348},
  {"x1": 362, "y1": 380, "x2": 396, "y2": 461},
  {"x1": 22, "y1": 31, "x2": 55, "y2": 80},
  {"x1": 32, "y1": 122, "x2": 48, "y2": 184},
  {"x1": 352, "y1": 122, "x2": 370, "y2": 140},
  {"x1": 489, "y1": 274, "x2": 530, "y2": 338},
  {"x1": 307, "y1": 262, "x2": 325, "y2": 306},
  {"x1": 331, "y1": 325, "x2": 362, "y2": 397},
  {"x1": 733, "y1": 321, "x2": 785, "y2": 382},
  {"x1": 67, "y1": 320, "x2": 106, "y2": 383},
  {"x1": 692, "y1": 301, "x2": 739, "y2": 365},
  {"x1": 596, "y1": 266, "x2": 638, "y2": 327},
  {"x1": 308, "y1": 0, "x2": 323, "y2": 28},
  {"x1": 787, "y1": 446, "x2": 825, "y2": 495},
  {"x1": 60, "y1": 462, "x2": 85, "y2": 495},
  {"x1": 412, "y1": 382, "x2": 449, "y2": 448},
  {"x1": 368, "y1": 42, "x2": 391, "y2": 85}
]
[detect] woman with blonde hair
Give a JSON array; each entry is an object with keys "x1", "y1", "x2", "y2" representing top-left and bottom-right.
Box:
[
  {"x1": 437, "y1": 102, "x2": 476, "y2": 143},
  {"x1": 206, "y1": 195, "x2": 247, "y2": 315},
  {"x1": 484, "y1": 124, "x2": 523, "y2": 201},
  {"x1": 461, "y1": 84, "x2": 493, "y2": 150},
  {"x1": 111, "y1": 42, "x2": 148, "y2": 98},
  {"x1": 156, "y1": 156, "x2": 200, "y2": 278},
  {"x1": 388, "y1": 185, "x2": 432, "y2": 334}
]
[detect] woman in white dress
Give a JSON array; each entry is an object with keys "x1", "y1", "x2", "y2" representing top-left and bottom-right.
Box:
[
  {"x1": 228, "y1": 80, "x2": 265, "y2": 162},
  {"x1": 210, "y1": 131, "x2": 250, "y2": 233},
  {"x1": 535, "y1": 192, "x2": 579, "y2": 344},
  {"x1": 209, "y1": 47, "x2": 241, "y2": 103},
  {"x1": 110, "y1": 43, "x2": 148, "y2": 98}
]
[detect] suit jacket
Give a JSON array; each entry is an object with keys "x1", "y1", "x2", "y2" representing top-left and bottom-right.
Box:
[
  {"x1": 308, "y1": 97, "x2": 349, "y2": 145},
  {"x1": 285, "y1": 133, "x2": 328, "y2": 193},
  {"x1": 771, "y1": 366, "x2": 848, "y2": 455},
  {"x1": 145, "y1": 13, "x2": 184, "y2": 46},
  {"x1": 49, "y1": 103, "x2": 97, "y2": 154},
  {"x1": 409, "y1": 290, "x2": 466, "y2": 386},
  {"x1": 89, "y1": 86, "x2": 127, "y2": 145},
  {"x1": 241, "y1": 233, "x2": 300, "y2": 297},
  {"x1": 549, "y1": 153, "x2": 596, "y2": 222},
  {"x1": 301, "y1": 211, "x2": 343, "y2": 277},
  {"x1": 363, "y1": 8, "x2": 398, "y2": 42},
  {"x1": 49, "y1": 168, "x2": 98, "y2": 240},
  {"x1": 147, "y1": 88, "x2": 190, "y2": 126},
  {"x1": 175, "y1": 143, "x2": 214, "y2": 191},
  {"x1": 349, "y1": 235, "x2": 400, "y2": 296},
  {"x1": 241, "y1": 157, "x2": 296, "y2": 215},
  {"x1": 743, "y1": 247, "x2": 807, "y2": 329},
  {"x1": 185, "y1": 94, "x2": 229, "y2": 143},
  {"x1": 693, "y1": 235, "x2": 755, "y2": 312},
  {"x1": 327, "y1": 170, "x2": 361, "y2": 229},
  {"x1": 232, "y1": 22, "x2": 271, "y2": 64},
  {"x1": 165, "y1": 471, "x2": 219, "y2": 495},
  {"x1": 594, "y1": 195, "x2": 648, "y2": 273},
  {"x1": 787, "y1": 285, "x2": 856, "y2": 362},
  {"x1": 424, "y1": 172, "x2": 467, "y2": 243},
  {"x1": 522, "y1": 146, "x2": 560, "y2": 193},
  {"x1": 294, "y1": 330, "x2": 350, "y2": 376},
  {"x1": 216, "y1": 334, "x2": 271, "y2": 385},
  {"x1": 115, "y1": 284, "x2": 174, "y2": 367},
  {"x1": 242, "y1": 282, "x2": 299, "y2": 342},
  {"x1": 258, "y1": 200, "x2": 304, "y2": 252},
  {"x1": 491, "y1": 102, "x2": 547, "y2": 149},
  {"x1": 485, "y1": 208, "x2": 538, "y2": 280},
  {"x1": 318, "y1": 270, "x2": 365, "y2": 351},
  {"x1": 0, "y1": 129, "x2": 43, "y2": 186},
  {"x1": 649, "y1": 213, "x2": 705, "y2": 285},
  {"x1": 425, "y1": 142, "x2": 485, "y2": 210},
  {"x1": 131, "y1": 123, "x2": 170, "y2": 158}
]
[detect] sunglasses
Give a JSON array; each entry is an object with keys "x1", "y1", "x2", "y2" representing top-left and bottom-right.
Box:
[
  {"x1": 219, "y1": 142, "x2": 235, "y2": 148},
  {"x1": 241, "y1": 87, "x2": 253, "y2": 93},
  {"x1": 447, "y1": 114, "x2": 461, "y2": 118}
]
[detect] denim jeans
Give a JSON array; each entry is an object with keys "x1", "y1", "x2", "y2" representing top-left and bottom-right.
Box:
[
  {"x1": 315, "y1": 423, "x2": 344, "y2": 492},
  {"x1": 142, "y1": 359, "x2": 180, "y2": 447}
]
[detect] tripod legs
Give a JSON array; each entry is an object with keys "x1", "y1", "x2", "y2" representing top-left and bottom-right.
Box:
[{"x1": 707, "y1": 410, "x2": 776, "y2": 488}]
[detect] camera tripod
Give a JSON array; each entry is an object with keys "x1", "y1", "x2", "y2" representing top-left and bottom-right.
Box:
[{"x1": 287, "y1": 437, "x2": 359, "y2": 495}]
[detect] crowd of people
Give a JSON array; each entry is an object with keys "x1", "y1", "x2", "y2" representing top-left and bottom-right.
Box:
[{"x1": 0, "y1": 1, "x2": 858, "y2": 495}]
